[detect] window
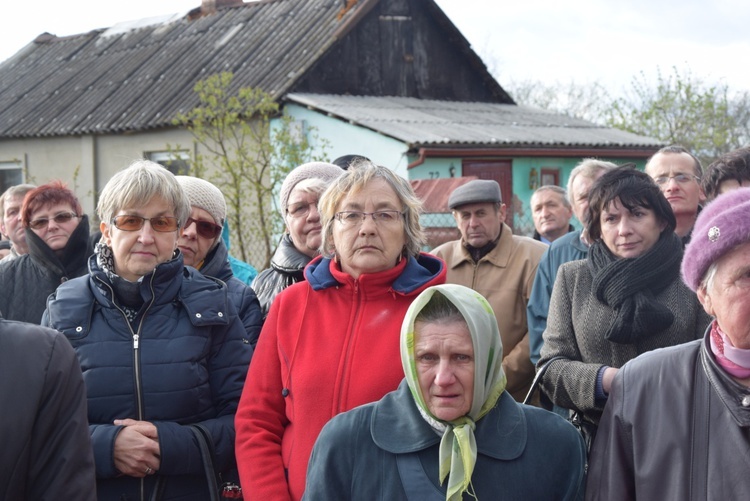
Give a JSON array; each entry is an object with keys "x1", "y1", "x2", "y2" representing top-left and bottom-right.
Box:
[
  {"x1": 146, "y1": 151, "x2": 191, "y2": 176},
  {"x1": 0, "y1": 161, "x2": 23, "y2": 193}
]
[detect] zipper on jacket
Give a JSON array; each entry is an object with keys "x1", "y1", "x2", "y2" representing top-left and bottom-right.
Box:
[
  {"x1": 95, "y1": 272, "x2": 157, "y2": 501},
  {"x1": 334, "y1": 279, "x2": 362, "y2": 413}
]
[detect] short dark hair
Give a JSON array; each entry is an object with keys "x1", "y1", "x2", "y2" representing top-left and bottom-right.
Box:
[
  {"x1": 586, "y1": 165, "x2": 676, "y2": 241},
  {"x1": 702, "y1": 147, "x2": 750, "y2": 201},
  {"x1": 646, "y1": 145, "x2": 703, "y2": 177}
]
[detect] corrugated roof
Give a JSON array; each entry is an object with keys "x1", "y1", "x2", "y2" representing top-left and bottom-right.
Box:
[
  {"x1": 285, "y1": 93, "x2": 663, "y2": 149},
  {"x1": 0, "y1": 0, "x2": 376, "y2": 138},
  {"x1": 411, "y1": 176, "x2": 477, "y2": 213}
]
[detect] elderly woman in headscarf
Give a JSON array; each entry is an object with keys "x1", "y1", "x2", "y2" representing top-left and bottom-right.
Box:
[
  {"x1": 304, "y1": 284, "x2": 586, "y2": 501},
  {"x1": 251, "y1": 161, "x2": 343, "y2": 319},
  {"x1": 586, "y1": 187, "x2": 750, "y2": 500}
]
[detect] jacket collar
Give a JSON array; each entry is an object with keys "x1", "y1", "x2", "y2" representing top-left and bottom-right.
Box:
[
  {"x1": 701, "y1": 330, "x2": 750, "y2": 427},
  {"x1": 371, "y1": 380, "x2": 527, "y2": 460},
  {"x1": 272, "y1": 233, "x2": 313, "y2": 273},
  {"x1": 304, "y1": 252, "x2": 445, "y2": 295},
  {"x1": 26, "y1": 214, "x2": 91, "y2": 277},
  {"x1": 196, "y1": 239, "x2": 232, "y2": 282},
  {"x1": 450, "y1": 223, "x2": 513, "y2": 269}
]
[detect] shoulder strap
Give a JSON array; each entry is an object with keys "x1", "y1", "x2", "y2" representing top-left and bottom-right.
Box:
[
  {"x1": 190, "y1": 424, "x2": 221, "y2": 501},
  {"x1": 395, "y1": 453, "x2": 444, "y2": 501},
  {"x1": 523, "y1": 355, "x2": 568, "y2": 405},
  {"x1": 690, "y1": 351, "x2": 710, "y2": 501}
]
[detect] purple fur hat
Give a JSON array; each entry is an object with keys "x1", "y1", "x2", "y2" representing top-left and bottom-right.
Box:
[{"x1": 682, "y1": 187, "x2": 750, "y2": 291}]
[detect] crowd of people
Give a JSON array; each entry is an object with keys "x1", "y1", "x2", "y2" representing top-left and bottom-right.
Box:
[{"x1": 1, "y1": 145, "x2": 750, "y2": 500}]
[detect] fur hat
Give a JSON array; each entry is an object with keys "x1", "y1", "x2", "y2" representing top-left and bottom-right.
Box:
[
  {"x1": 448, "y1": 179, "x2": 502, "y2": 210},
  {"x1": 682, "y1": 187, "x2": 750, "y2": 291},
  {"x1": 175, "y1": 176, "x2": 226, "y2": 226},
  {"x1": 279, "y1": 162, "x2": 343, "y2": 217}
]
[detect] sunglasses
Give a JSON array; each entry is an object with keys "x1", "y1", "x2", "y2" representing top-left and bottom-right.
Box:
[
  {"x1": 112, "y1": 215, "x2": 180, "y2": 232},
  {"x1": 184, "y1": 217, "x2": 223, "y2": 239},
  {"x1": 28, "y1": 212, "x2": 79, "y2": 230}
]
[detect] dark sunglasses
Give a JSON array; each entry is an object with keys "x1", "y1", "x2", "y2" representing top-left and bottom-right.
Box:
[
  {"x1": 112, "y1": 215, "x2": 180, "y2": 232},
  {"x1": 28, "y1": 211, "x2": 79, "y2": 230},
  {"x1": 184, "y1": 217, "x2": 223, "y2": 239}
]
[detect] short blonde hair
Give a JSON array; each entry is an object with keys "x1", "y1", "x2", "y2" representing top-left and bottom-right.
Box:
[
  {"x1": 97, "y1": 160, "x2": 191, "y2": 228},
  {"x1": 319, "y1": 161, "x2": 425, "y2": 257}
]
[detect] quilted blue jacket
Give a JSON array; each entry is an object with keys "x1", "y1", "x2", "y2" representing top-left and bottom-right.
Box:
[{"x1": 42, "y1": 253, "x2": 252, "y2": 501}]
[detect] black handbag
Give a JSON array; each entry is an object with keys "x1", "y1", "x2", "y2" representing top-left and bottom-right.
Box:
[
  {"x1": 523, "y1": 356, "x2": 597, "y2": 460},
  {"x1": 149, "y1": 424, "x2": 243, "y2": 501}
]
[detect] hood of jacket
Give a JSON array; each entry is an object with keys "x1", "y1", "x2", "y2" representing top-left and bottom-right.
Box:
[
  {"x1": 271, "y1": 233, "x2": 313, "y2": 274},
  {"x1": 304, "y1": 252, "x2": 446, "y2": 296},
  {"x1": 197, "y1": 239, "x2": 233, "y2": 283},
  {"x1": 26, "y1": 214, "x2": 92, "y2": 278}
]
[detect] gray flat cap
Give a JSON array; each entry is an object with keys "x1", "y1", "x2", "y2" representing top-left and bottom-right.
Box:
[{"x1": 448, "y1": 179, "x2": 502, "y2": 209}]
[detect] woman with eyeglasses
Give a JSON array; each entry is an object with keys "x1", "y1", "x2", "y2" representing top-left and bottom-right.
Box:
[
  {"x1": 251, "y1": 161, "x2": 344, "y2": 320},
  {"x1": 41, "y1": 161, "x2": 252, "y2": 501},
  {"x1": 235, "y1": 161, "x2": 447, "y2": 501},
  {"x1": 0, "y1": 180, "x2": 91, "y2": 324},
  {"x1": 175, "y1": 175, "x2": 263, "y2": 353}
]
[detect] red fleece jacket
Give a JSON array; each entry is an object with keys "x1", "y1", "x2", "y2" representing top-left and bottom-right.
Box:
[{"x1": 235, "y1": 254, "x2": 445, "y2": 500}]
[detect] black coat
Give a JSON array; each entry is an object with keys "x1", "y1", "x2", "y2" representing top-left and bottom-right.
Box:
[
  {"x1": 251, "y1": 233, "x2": 311, "y2": 319},
  {"x1": 587, "y1": 331, "x2": 750, "y2": 500},
  {"x1": 0, "y1": 317, "x2": 96, "y2": 500},
  {"x1": 0, "y1": 215, "x2": 91, "y2": 324}
]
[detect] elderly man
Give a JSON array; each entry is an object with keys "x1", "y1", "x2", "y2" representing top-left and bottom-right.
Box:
[
  {"x1": 645, "y1": 145, "x2": 705, "y2": 243},
  {"x1": 530, "y1": 185, "x2": 574, "y2": 244},
  {"x1": 528, "y1": 159, "x2": 616, "y2": 366},
  {"x1": 702, "y1": 146, "x2": 750, "y2": 201},
  {"x1": 431, "y1": 179, "x2": 546, "y2": 401},
  {"x1": 0, "y1": 184, "x2": 36, "y2": 263}
]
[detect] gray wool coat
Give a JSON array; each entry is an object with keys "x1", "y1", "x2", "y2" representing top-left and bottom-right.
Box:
[{"x1": 538, "y1": 259, "x2": 711, "y2": 425}]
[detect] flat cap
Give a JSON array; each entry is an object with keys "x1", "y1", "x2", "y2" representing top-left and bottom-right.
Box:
[{"x1": 448, "y1": 179, "x2": 502, "y2": 209}]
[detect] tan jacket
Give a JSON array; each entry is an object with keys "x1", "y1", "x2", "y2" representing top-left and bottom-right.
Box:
[{"x1": 432, "y1": 223, "x2": 547, "y2": 401}]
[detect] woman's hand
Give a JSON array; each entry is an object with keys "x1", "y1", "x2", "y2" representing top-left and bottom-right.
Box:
[
  {"x1": 113, "y1": 418, "x2": 161, "y2": 477},
  {"x1": 602, "y1": 367, "x2": 620, "y2": 395}
]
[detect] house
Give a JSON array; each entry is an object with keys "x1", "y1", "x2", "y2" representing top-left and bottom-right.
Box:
[{"x1": 0, "y1": 0, "x2": 660, "y2": 264}]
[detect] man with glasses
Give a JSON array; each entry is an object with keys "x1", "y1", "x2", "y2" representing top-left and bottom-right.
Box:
[
  {"x1": 645, "y1": 145, "x2": 705, "y2": 244},
  {"x1": 431, "y1": 179, "x2": 547, "y2": 402},
  {"x1": 176, "y1": 176, "x2": 263, "y2": 349}
]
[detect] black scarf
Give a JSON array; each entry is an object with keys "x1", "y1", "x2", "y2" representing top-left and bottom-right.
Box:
[{"x1": 587, "y1": 231, "x2": 683, "y2": 344}]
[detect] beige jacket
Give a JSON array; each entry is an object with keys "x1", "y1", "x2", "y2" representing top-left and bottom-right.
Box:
[{"x1": 432, "y1": 223, "x2": 547, "y2": 401}]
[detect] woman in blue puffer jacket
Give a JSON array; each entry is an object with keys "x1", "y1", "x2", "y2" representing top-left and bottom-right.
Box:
[{"x1": 42, "y1": 160, "x2": 253, "y2": 501}]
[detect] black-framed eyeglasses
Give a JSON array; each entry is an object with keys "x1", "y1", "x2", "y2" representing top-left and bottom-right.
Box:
[
  {"x1": 28, "y1": 212, "x2": 79, "y2": 230},
  {"x1": 653, "y1": 173, "x2": 700, "y2": 186},
  {"x1": 111, "y1": 215, "x2": 180, "y2": 232},
  {"x1": 334, "y1": 210, "x2": 404, "y2": 227},
  {"x1": 183, "y1": 217, "x2": 223, "y2": 239},
  {"x1": 286, "y1": 201, "x2": 319, "y2": 219}
]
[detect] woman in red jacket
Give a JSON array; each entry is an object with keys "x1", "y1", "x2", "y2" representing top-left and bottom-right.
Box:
[{"x1": 235, "y1": 161, "x2": 446, "y2": 500}]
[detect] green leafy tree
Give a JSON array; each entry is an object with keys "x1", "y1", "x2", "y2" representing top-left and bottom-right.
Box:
[
  {"x1": 174, "y1": 72, "x2": 328, "y2": 269},
  {"x1": 604, "y1": 67, "x2": 750, "y2": 166}
]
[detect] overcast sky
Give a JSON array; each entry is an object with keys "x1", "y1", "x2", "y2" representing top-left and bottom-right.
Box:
[{"x1": 2, "y1": 0, "x2": 749, "y2": 96}]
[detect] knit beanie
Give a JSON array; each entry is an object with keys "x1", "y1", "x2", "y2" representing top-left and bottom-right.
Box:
[
  {"x1": 681, "y1": 187, "x2": 750, "y2": 291},
  {"x1": 279, "y1": 162, "x2": 343, "y2": 217},
  {"x1": 175, "y1": 176, "x2": 227, "y2": 226}
]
